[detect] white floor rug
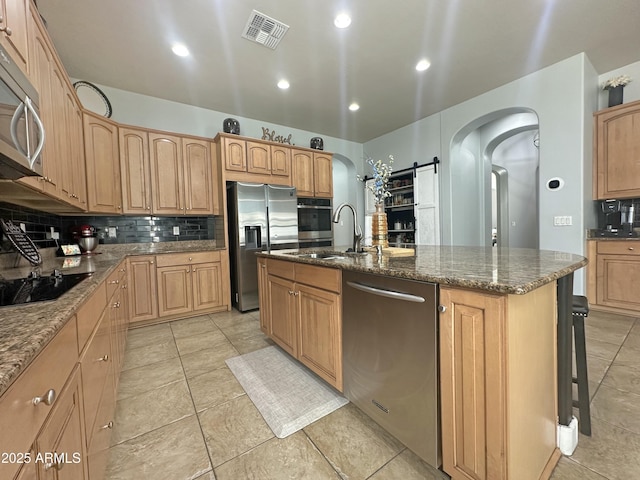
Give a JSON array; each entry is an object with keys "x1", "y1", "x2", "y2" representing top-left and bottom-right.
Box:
[{"x1": 225, "y1": 345, "x2": 348, "y2": 438}]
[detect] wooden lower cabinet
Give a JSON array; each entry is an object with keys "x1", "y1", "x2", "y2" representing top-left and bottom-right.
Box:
[
  {"x1": 261, "y1": 258, "x2": 342, "y2": 390},
  {"x1": 35, "y1": 367, "x2": 87, "y2": 480},
  {"x1": 587, "y1": 240, "x2": 640, "y2": 315},
  {"x1": 128, "y1": 256, "x2": 158, "y2": 325},
  {"x1": 156, "y1": 251, "x2": 227, "y2": 320},
  {"x1": 439, "y1": 284, "x2": 559, "y2": 480}
]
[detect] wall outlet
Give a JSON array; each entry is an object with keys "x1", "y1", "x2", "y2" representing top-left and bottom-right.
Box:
[
  {"x1": 108, "y1": 227, "x2": 117, "y2": 238},
  {"x1": 553, "y1": 216, "x2": 573, "y2": 226},
  {"x1": 173, "y1": 226, "x2": 180, "y2": 235},
  {"x1": 19, "y1": 223, "x2": 25, "y2": 232}
]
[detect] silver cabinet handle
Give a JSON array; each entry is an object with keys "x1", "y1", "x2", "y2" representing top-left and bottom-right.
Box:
[
  {"x1": 438, "y1": 305, "x2": 447, "y2": 313},
  {"x1": 629, "y1": 247, "x2": 635, "y2": 251},
  {"x1": 44, "y1": 459, "x2": 63, "y2": 471},
  {"x1": 101, "y1": 421, "x2": 114, "y2": 430},
  {"x1": 97, "y1": 354, "x2": 109, "y2": 362},
  {"x1": 32, "y1": 389, "x2": 56, "y2": 406},
  {"x1": 346, "y1": 281, "x2": 426, "y2": 303},
  {"x1": 109, "y1": 279, "x2": 119, "y2": 284}
]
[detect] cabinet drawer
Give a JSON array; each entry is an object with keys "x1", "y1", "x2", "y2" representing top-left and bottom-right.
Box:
[
  {"x1": 267, "y1": 258, "x2": 295, "y2": 280},
  {"x1": 76, "y1": 281, "x2": 107, "y2": 353},
  {"x1": 80, "y1": 310, "x2": 112, "y2": 440},
  {"x1": 0, "y1": 318, "x2": 78, "y2": 480},
  {"x1": 155, "y1": 250, "x2": 220, "y2": 267},
  {"x1": 295, "y1": 263, "x2": 341, "y2": 293},
  {"x1": 106, "y1": 262, "x2": 128, "y2": 298},
  {"x1": 597, "y1": 241, "x2": 640, "y2": 255},
  {"x1": 87, "y1": 365, "x2": 116, "y2": 479}
]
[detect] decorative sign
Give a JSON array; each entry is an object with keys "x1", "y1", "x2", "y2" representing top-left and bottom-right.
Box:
[{"x1": 261, "y1": 127, "x2": 292, "y2": 145}]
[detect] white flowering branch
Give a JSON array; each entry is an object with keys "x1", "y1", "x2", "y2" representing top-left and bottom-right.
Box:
[
  {"x1": 357, "y1": 155, "x2": 394, "y2": 204},
  {"x1": 602, "y1": 75, "x2": 632, "y2": 90}
]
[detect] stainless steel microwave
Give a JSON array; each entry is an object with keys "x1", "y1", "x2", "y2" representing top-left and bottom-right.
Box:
[{"x1": 0, "y1": 43, "x2": 45, "y2": 180}]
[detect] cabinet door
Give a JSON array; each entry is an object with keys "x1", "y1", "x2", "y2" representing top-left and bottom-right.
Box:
[
  {"x1": 297, "y1": 283, "x2": 342, "y2": 390},
  {"x1": 246, "y1": 141, "x2": 271, "y2": 175},
  {"x1": 183, "y1": 137, "x2": 215, "y2": 214},
  {"x1": 595, "y1": 103, "x2": 640, "y2": 199},
  {"x1": 120, "y1": 127, "x2": 152, "y2": 214},
  {"x1": 128, "y1": 256, "x2": 158, "y2": 325},
  {"x1": 192, "y1": 262, "x2": 223, "y2": 311},
  {"x1": 270, "y1": 145, "x2": 291, "y2": 180},
  {"x1": 35, "y1": 367, "x2": 86, "y2": 480},
  {"x1": 80, "y1": 309, "x2": 112, "y2": 441},
  {"x1": 149, "y1": 133, "x2": 184, "y2": 214},
  {"x1": 68, "y1": 92, "x2": 87, "y2": 208},
  {"x1": 415, "y1": 165, "x2": 440, "y2": 245},
  {"x1": 83, "y1": 112, "x2": 122, "y2": 213},
  {"x1": 257, "y1": 258, "x2": 270, "y2": 334},
  {"x1": 267, "y1": 275, "x2": 297, "y2": 356},
  {"x1": 157, "y1": 264, "x2": 192, "y2": 317},
  {"x1": 0, "y1": 0, "x2": 29, "y2": 75},
  {"x1": 223, "y1": 136, "x2": 246, "y2": 172},
  {"x1": 292, "y1": 149, "x2": 314, "y2": 197},
  {"x1": 18, "y1": 15, "x2": 54, "y2": 194},
  {"x1": 313, "y1": 153, "x2": 333, "y2": 198},
  {"x1": 596, "y1": 254, "x2": 640, "y2": 311},
  {"x1": 439, "y1": 287, "x2": 507, "y2": 480}
]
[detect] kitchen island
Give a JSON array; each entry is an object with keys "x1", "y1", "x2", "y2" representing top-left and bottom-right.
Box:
[{"x1": 257, "y1": 245, "x2": 587, "y2": 480}]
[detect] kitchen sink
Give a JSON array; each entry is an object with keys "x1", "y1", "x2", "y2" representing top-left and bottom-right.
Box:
[{"x1": 295, "y1": 252, "x2": 346, "y2": 260}]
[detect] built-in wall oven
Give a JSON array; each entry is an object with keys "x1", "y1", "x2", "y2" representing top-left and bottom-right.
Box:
[{"x1": 297, "y1": 197, "x2": 333, "y2": 248}]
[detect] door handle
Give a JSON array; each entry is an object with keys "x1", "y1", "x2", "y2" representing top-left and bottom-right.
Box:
[{"x1": 346, "y1": 281, "x2": 425, "y2": 303}]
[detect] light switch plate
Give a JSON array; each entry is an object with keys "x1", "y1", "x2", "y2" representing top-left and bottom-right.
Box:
[{"x1": 173, "y1": 226, "x2": 180, "y2": 235}]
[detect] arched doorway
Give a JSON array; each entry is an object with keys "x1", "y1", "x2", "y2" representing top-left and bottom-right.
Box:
[{"x1": 449, "y1": 109, "x2": 539, "y2": 247}]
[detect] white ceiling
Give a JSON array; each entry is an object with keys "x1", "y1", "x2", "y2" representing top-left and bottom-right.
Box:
[{"x1": 35, "y1": 0, "x2": 640, "y2": 143}]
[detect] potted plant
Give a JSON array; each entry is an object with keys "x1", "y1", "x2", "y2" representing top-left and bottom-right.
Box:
[
  {"x1": 358, "y1": 155, "x2": 394, "y2": 247},
  {"x1": 602, "y1": 75, "x2": 632, "y2": 107}
]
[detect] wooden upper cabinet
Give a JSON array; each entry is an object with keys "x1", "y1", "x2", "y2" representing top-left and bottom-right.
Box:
[
  {"x1": 292, "y1": 149, "x2": 314, "y2": 196},
  {"x1": 183, "y1": 137, "x2": 215, "y2": 214},
  {"x1": 313, "y1": 152, "x2": 333, "y2": 198},
  {"x1": 83, "y1": 112, "x2": 122, "y2": 213},
  {"x1": 247, "y1": 141, "x2": 271, "y2": 175},
  {"x1": 271, "y1": 144, "x2": 291, "y2": 179},
  {"x1": 149, "y1": 133, "x2": 183, "y2": 215},
  {"x1": 594, "y1": 100, "x2": 640, "y2": 200},
  {"x1": 0, "y1": 0, "x2": 30, "y2": 75},
  {"x1": 223, "y1": 135, "x2": 247, "y2": 172},
  {"x1": 120, "y1": 127, "x2": 152, "y2": 214}
]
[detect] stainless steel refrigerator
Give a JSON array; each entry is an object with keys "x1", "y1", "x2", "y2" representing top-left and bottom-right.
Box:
[{"x1": 227, "y1": 182, "x2": 298, "y2": 312}]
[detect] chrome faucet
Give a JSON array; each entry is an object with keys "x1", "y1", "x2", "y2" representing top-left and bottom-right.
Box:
[{"x1": 332, "y1": 203, "x2": 363, "y2": 253}]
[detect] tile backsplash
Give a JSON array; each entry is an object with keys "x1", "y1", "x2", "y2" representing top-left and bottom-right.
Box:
[{"x1": 0, "y1": 202, "x2": 219, "y2": 256}]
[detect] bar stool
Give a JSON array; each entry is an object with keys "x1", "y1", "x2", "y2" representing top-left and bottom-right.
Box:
[{"x1": 572, "y1": 295, "x2": 591, "y2": 436}]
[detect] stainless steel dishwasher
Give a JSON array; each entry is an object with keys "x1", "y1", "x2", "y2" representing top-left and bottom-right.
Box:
[{"x1": 342, "y1": 270, "x2": 440, "y2": 468}]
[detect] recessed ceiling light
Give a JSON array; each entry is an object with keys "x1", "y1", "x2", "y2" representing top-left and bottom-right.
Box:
[
  {"x1": 277, "y1": 79, "x2": 290, "y2": 90},
  {"x1": 349, "y1": 103, "x2": 360, "y2": 112},
  {"x1": 416, "y1": 59, "x2": 431, "y2": 71},
  {"x1": 334, "y1": 13, "x2": 352, "y2": 29},
  {"x1": 171, "y1": 43, "x2": 190, "y2": 57}
]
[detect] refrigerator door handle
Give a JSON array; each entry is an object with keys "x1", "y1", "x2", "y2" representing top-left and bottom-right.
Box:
[{"x1": 245, "y1": 225, "x2": 262, "y2": 249}]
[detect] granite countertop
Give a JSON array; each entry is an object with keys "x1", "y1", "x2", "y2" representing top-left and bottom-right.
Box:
[
  {"x1": 258, "y1": 245, "x2": 587, "y2": 295},
  {"x1": 0, "y1": 240, "x2": 224, "y2": 398}
]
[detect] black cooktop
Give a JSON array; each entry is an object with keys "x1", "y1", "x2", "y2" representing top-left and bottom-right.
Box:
[{"x1": 0, "y1": 270, "x2": 93, "y2": 307}]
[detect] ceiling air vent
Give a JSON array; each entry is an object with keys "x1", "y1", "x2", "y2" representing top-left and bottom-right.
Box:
[{"x1": 241, "y1": 10, "x2": 289, "y2": 50}]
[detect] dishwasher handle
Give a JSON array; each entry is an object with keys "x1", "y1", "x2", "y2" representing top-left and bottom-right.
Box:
[{"x1": 346, "y1": 281, "x2": 426, "y2": 303}]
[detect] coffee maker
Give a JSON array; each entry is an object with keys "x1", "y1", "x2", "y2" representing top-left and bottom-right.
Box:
[
  {"x1": 597, "y1": 199, "x2": 638, "y2": 237},
  {"x1": 601, "y1": 199, "x2": 622, "y2": 233}
]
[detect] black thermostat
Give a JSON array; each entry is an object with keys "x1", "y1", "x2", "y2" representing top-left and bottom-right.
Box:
[{"x1": 546, "y1": 177, "x2": 565, "y2": 191}]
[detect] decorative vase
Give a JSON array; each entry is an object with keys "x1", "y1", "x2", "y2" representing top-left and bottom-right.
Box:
[
  {"x1": 310, "y1": 137, "x2": 324, "y2": 150},
  {"x1": 371, "y1": 203, "x2": 389, "y2": 247},
  {"x1": 223, "y1": 118, "x2": 240, "y2": 134},
  {"x1": 607, "y1": 86, "x2": 624, "y2": 107}
]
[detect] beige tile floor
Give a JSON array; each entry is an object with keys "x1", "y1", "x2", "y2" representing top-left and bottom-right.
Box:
[{"x1": 105, "y1": 308, "x2": 640, "y2": 480}]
